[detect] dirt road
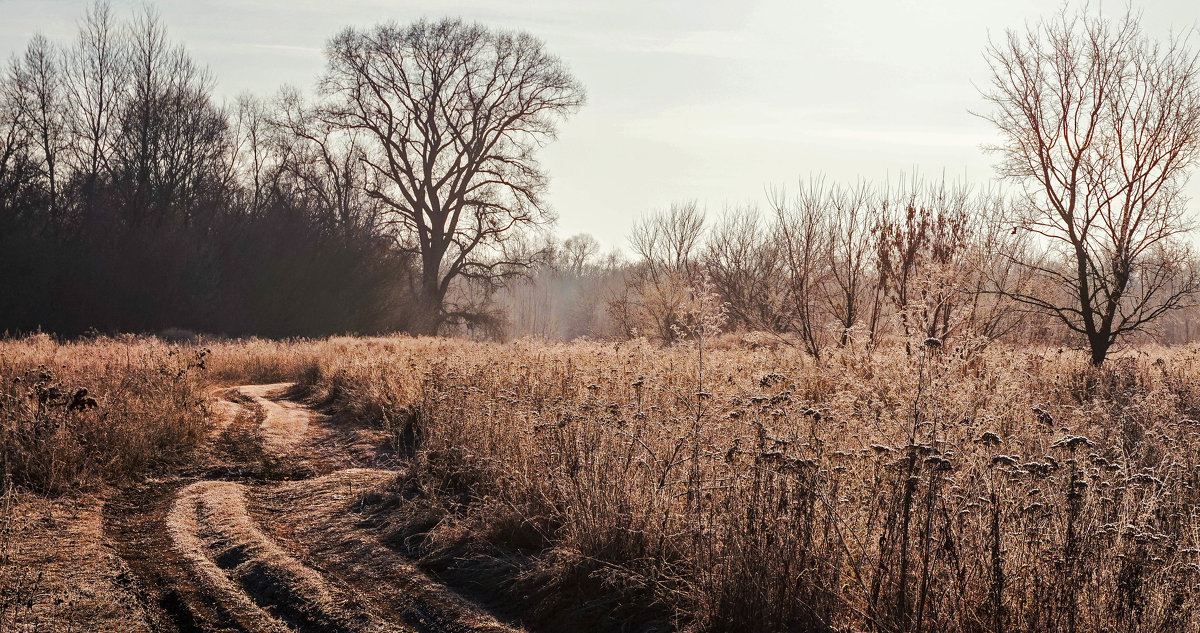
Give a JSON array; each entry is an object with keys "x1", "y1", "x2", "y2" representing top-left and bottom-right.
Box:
[{"x1": 102, "y1": 384, "x2": 519, "y2": 633}]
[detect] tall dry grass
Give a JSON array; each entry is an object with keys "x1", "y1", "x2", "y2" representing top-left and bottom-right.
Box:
[
  {"x1": 202, "y1": 336, "x2": 330, "y2": 385},
  {"x1": 4, "y1": 331, "x2": 1196, "y2": 631},
  {"x1": 0, "y1": 334, "x2": 209, "y2": 494},
  {"x1": 0, "y1": 333, "x2": 389, "y2": 495},
  {"x1": 296, "y1": 335, "x2": 1200, "y2": 633}
]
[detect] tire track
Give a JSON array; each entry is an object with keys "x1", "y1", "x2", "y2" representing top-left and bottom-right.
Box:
[
  {"x1": 103, "y1": 383, "x2": 523, "y2": 633},
  {"x1": 254, "y1": 470, "x2": 516, "y2": 633}
]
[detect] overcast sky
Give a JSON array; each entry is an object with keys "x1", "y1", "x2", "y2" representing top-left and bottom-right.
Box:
[{"x1": 2, "y1": 0, "x2": 1197, "y2": 250}]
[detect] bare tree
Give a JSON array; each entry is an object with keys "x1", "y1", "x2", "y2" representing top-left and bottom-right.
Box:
[
  {"x1": 770, "y1": 182, "x2": 834, "y2": 358},
  {"x1": 822, "y1": 181, "x2": 879, "y2": 345},
  {"x1": 0, "y1": 72, "x2": 35, "y2": 219},
  {"x1": 270, "y1": 88, "x2": 388, "y2": 239},
  {"x1": 559, "y1": 233, "x2": 600, "y2": 277},
  {"x1": 61, "y1": 0, "x2": 126, "y2": 221},
  {"x1": 9, "y1": 34, "x2": 67, "y2": 224},
  {"x1": 224, "y1": 94, "x2": 273, "y2": 216},
  {"x1": 0, "y1": 95, "x2": 22, "y2": 187},
  {"x1": 982, "y1": 8, "x2": 1200, "y2": 365},
  {"x1": 612, "y1": 201, "x2": 706, "y2": 340},
  {"x1": 112, "y1": 6, "x2": 227, "y2": 228},
  {"x1": 704, "y1": 206, "x2": 789, "y2": 332},
  {"x1": 318, "y1": 18, "x2": 584, "y2": 334}
]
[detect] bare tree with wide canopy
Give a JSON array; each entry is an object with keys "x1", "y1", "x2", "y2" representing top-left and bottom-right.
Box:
[
  {"x1": 982, "y1": 8, "x2": 1200, "y2": 365},
  {"x1": 318, "y1": 18, "x2": 584, "y2": 334}
]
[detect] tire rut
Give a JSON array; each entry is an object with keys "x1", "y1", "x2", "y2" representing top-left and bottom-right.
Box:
[
  {"x1": 102, "y1": 383, "x2": 521, "y2": 633},
  {"x1": 253, "y1": 470, "x2": 516, "y2": 633},
  {"x1": 103, "y1": 478, "x2": 216, "y2": 633}
]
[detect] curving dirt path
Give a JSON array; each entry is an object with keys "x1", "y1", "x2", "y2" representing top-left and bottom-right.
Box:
[{"x1": 102, "y1": 384, "x2": 522, "y2": 633}]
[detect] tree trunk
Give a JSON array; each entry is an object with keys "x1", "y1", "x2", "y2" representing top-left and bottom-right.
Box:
[
  {"x1": 408, "y1": 244, "x2": 447, "y2": 336},
  {"x1": 1088, "y1": 335, "x2": 1110, "y2": 367},
  {"x1": 412, "y1": 283, "x2": 444, "y2": 336}
]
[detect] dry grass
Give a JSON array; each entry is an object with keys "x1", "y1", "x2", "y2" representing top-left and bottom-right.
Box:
[
  {"x1": 202, "y1": 337, "x2": 329, "y2": 385},
  {"x1": 293, "y1": 335, "x2": 1200, "y2": 633},
  {"x1": 0, "y1": 334, "x2": 209, "y2": 494},
  {"x1": 3, "y1": 332, "x2": 1199, "y2": 632},
  {"x1": 0, "y1": 334, "x2": 346, "y2": 494}
]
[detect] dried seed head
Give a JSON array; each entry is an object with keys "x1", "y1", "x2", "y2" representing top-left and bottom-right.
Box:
[
  {"x1": 991, "y1": 454, "x2": 1019, "y2": 467},
  {"x1": 976, "y1": 431, "x2": 1002, "y2": 446},
  {"x1": 1052, "y1": 435, "x2": 1095, "y2": 451}
]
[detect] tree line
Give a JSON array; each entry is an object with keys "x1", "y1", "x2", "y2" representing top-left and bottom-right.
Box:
[
  {"x1": 0, "y1": 4, "x2": 416, "y2": 337},
  {"x1": 504, "y1": 8, "x2": 1200, "y2": 366},
  {"x1": 0, "y1": 3, "x2": 582, "y2": 338},
  {"x1": 4, "y1": 4, "x2": 1200, "y2": 366}
]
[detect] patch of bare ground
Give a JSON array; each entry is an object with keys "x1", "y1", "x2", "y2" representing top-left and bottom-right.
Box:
[
  {"x1": 1, "y1": 492, "x2": 153, "y2": 631},
  {"x1": 234, "y1": 384, "x2": 311, "y2": 456}
]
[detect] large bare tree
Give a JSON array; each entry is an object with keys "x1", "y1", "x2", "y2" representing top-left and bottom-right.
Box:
[
  {"x1": 982, "y1": 8, "x2": 1200, "y2": 365},
  {"x1": 318, "y1": 19, "x2": 584, "y2": 334}
]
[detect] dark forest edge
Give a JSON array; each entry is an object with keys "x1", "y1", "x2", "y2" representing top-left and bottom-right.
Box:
[
  {"x1": 0, "y1": 4, "x2": 423, "y2": 338},
  {"x1": 0, "y1": 3, "x2": 582, "y2": 339}
]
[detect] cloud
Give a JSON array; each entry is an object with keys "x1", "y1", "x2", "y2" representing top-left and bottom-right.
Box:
[
  {"x1": 622, "y1": 102, "x2": 990, "y2": 149},
  {"x1": 630, "y1": 30, "x2": 756, "y2": 59},
  {"x1": 244, "y1": 43, "x2": 322, "y2": 54}
]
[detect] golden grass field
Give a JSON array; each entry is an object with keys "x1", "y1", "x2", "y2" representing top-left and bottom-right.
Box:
[{"x1": 3, "y1": 333, "x2": 1199, "y2": 632}]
